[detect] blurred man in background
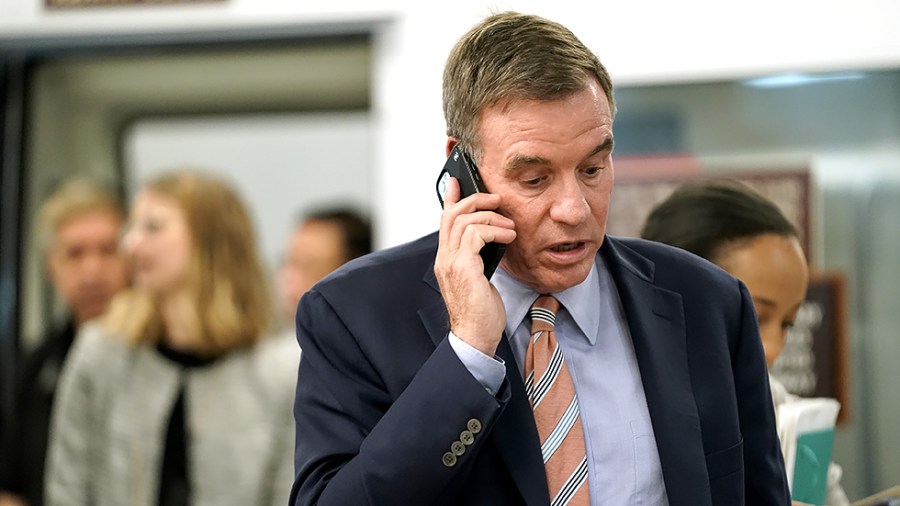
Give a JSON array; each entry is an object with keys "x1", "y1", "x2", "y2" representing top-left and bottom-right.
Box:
[
  {"x1": 277, "y1": 206, "x2": 372, "y2": 326},
  {"x1": 0, "y1": 178, "x2": 129, "y2": 506}
]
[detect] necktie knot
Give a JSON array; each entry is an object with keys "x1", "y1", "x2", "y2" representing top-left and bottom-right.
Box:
[{"x1": 529, "y1": 295, "x2": 560, "y2": 333}]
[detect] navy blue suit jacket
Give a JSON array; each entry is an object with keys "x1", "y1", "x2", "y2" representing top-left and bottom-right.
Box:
[{"x1": 290, "y1": 233, "x2": 790, "y2": 505}]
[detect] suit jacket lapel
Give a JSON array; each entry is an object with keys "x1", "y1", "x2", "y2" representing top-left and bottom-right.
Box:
[
  {"x1": 601, "y1": 237, "x2": 711, "y2": 506},
  {"x1": 419, "y1": 266, "x2": 549, "y2": 505}
]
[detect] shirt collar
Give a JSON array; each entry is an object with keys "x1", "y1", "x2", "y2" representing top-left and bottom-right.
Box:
[{"x1": 492, "y1": 256, "x2": 602, "y2": 345}]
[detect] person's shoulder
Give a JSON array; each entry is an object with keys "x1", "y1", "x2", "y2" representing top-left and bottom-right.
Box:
[
  {"x1": 16, "y1": 320, "x2": 75, "y2": 383},
  {"x1": 610, "y1": 236, "x2": 736, "y2": 288},
  {"x1": 55, "y1": 322, "x2": 134, "y2": 392},
  {"x1": 315, "y1": 231, "x2": 438, "y2": 293},
  {"x1": 334, "y1": 231, "x2": 437, "y2": 275},
  {"x1": 69, "y1": 321, "x2": 131, "y2": 363},
  {"x1": 67, "y1": 321, "x2": 134, "y2": 371},
  {"x1": 612, "y1": 237, "x2": 739, "y2": 296},
  {"x1": 611, "y1": 235, "x2": 712, "y2": 268}
]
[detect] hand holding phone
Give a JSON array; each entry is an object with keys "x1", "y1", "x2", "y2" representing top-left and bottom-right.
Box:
[{"x1": 436, "y1": 146, "x2": 507, "y2": 279}]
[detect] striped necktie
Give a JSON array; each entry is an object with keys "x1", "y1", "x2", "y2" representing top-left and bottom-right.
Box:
[{"x1": 524, "y1": 295, "x2": 590, "y2": 506}]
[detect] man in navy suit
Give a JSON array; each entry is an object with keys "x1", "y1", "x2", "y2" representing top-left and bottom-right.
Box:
[{"x1": 290, "y1": 11, "x2": 790, "y2": 506}]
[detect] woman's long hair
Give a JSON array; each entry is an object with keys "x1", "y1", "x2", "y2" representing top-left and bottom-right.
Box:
[{"x1": 104, "y1": 170, "x2": 273, "y2": 355}]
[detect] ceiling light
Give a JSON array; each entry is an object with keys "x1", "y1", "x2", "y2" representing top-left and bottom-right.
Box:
[{"x1": 742, "y1": 72, "x2": 866, "y2": 89}]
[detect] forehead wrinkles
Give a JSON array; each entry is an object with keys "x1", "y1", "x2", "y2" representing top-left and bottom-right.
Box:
[{"x1": 501, "y1": 135, "x2": 614, "y2": 177}]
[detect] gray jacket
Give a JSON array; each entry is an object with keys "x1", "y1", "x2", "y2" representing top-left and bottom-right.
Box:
[{"x1": 45, "y1": 323, "x2": 298, "y2": 506}]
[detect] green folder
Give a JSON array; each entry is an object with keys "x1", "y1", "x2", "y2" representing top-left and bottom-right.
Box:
[{"x1": 791, "y1": 428, "x2": 835, "y2": 506}]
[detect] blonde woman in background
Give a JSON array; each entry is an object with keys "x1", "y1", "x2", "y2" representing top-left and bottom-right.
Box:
[
  {"x1": 45, "y1": 170, "x2": 297, "y2": 506},
  {"x1": 641, "y1": 179, "x2": 848, "y2": 506}
]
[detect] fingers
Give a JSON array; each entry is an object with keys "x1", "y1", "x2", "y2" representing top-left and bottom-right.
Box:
[
  {"x1": 435, "y1": 176, "x2": 514, "y2": 288},
  {"x1": 441, "y1": 175, "x2": 461, "y2": 206},
  {"x1": 439, "y1": 177, "x2": 514, "y2": 249},
  {"x1": 438, "y1": 210, "x2": 515, "y2": 280},
  {"x1": 451, "y1": 212, "x2": 516, "y2": 253},
  {"x1": 434, "y1": 178, "x2": 511, "y2": 353}
]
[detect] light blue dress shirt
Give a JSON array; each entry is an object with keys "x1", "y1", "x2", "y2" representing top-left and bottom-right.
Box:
[{"x1": 449, "y1": 255, "x2": 669, "y2": 505}]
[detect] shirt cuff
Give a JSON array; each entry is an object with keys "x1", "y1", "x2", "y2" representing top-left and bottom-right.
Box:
[{"x1": 448, "y1": 332, "x2": 506, "y2": 396}]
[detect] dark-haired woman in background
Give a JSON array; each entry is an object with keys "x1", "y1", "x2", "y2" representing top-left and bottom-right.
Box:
[{"x1": 641, "y1": 179, "x2": 848, "y2": 506}]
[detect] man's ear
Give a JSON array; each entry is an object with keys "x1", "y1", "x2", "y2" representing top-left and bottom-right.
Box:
[{"x1": 445, "y1": 138, "x2": 460, "y2": 158}]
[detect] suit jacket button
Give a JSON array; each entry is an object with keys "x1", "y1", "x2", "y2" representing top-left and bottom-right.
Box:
[
  {"x1": 442, "y1": 452, "x2": 457, "y2": 467},
  {"x1": 451, "y1": 441, "x2": 466, "y2": 456},
  {"x1": 467, "y1": 418, "x2": 482, "y2": 434},
  {"x1": 460, "y1": 430, "x2": 474, "y2": 445}
]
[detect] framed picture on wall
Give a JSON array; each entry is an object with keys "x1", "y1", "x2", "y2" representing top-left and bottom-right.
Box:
[{"x1": 607, "y1": 160, "x2": 812, "y2": 260}]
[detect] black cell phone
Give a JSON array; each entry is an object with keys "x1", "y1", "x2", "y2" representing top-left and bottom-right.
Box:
[{"x1": 435, "y1": 145, "x2": 506, "y2": 279}]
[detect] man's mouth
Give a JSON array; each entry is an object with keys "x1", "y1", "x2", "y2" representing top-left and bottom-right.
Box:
[{"x1": 551, "y1": 242, "x2": 582, "y2": 252}]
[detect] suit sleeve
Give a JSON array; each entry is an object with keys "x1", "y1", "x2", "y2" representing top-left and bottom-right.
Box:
[
  {"x1": 732, "y1": 282, "x2": 792, "y2": 504},
  {"x1": 289, "y1": 289, "x2": 511, "y2": 506}
]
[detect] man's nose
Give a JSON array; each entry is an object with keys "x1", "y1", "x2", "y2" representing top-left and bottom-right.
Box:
[
  {"x1": 550, "y1": 180, "x2": 590, "y2": 225},
  {"x1": 81, "y1": 251, "x2": 105, "y2": 276}
]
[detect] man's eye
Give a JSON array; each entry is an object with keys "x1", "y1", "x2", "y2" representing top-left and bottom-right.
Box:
[
  {"x1": 583, "y1": 166, "x2": 603, "y2": 176},
  {"x1": 64, "y1": 247, "x2": 85, "y2": 261},
  {"x1": 522, "y1": 176, "x2": 546, "y2": 187}
]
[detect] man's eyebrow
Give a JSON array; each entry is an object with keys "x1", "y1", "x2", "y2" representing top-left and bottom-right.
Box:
[
  {"x1": 590, "y1": 137, "x2": 615, "y2": 157},
  {"x1": 503, "y1": 153, "x2": 550, "y2": 173},
  {"x1": 503, "y1": 136, "x2": 615, "y2": 174}
]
